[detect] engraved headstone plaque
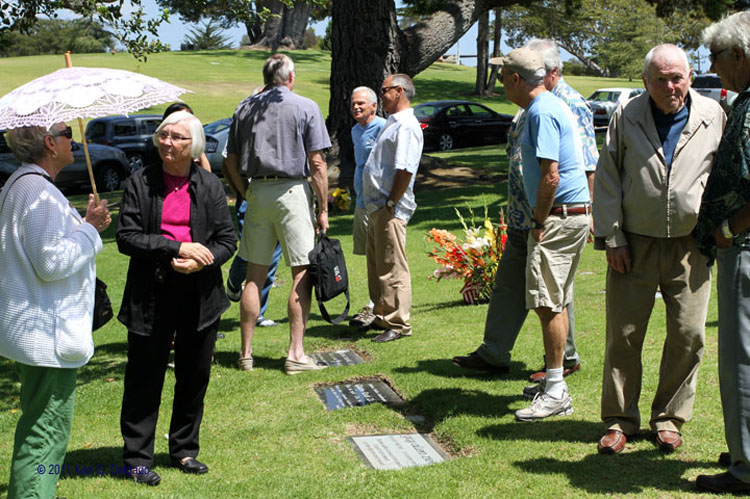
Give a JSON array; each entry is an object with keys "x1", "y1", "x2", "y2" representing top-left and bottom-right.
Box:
[
  {"x1": 310, "y1": 349, "x2": 364, "y2": 367},
  {"x1": 350, "y1": 434, "x2": 447, "y2": 470},
  {"x1": 315, "y1": 380, "x2": 402, "y2": 411}
]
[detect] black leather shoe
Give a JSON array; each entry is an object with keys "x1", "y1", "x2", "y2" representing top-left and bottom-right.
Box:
[
  {"x1": 696, "y1": 472, "x2": 750, "y2": 493},
  {"x1": 452, "y1": 351, "x2": 510, "y2": 374},
  {"x1": 372, "y1": 329, "x2": 404, "y2": 343},
  {"x1": 130, "y1": 469, "x2": 160, "y2": 486},
  {"x1": 719, "y1": 451, "x2": 731, "y2": 467},
  {"x1": 171, "y1": 457, "x2": 208, "y2": 474}
]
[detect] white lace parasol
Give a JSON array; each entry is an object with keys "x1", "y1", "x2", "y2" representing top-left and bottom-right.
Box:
[{"x1": 0, "y1": 66, "x2": 191, "y2": 130}]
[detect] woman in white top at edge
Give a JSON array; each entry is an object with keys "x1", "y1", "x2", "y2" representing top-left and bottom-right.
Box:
[{"x1": 0, "y1": 123, "x2": 111, "y2": 499}]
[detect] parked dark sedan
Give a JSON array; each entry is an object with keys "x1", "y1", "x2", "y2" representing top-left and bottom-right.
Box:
[
  {"x1": 0, "y1": 129, "x2": 130, "y2": 192},
  {"x1": 415, "y1": 101, "x2": 513, "y2": 151}
]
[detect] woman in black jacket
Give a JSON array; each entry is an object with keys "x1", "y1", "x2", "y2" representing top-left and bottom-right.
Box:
[{"x1": 116, "y1": 110, "x2": 236, "y2": 486}]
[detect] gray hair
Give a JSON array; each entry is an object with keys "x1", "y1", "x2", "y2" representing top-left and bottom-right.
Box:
[
  {"x1": 263, "y1": 53, "x2": 294, "y2": 86},
  {"x1": 6, "y1": 125, "x2": 54, "y2": 163},
  {"x1": 351, "y1": 86, "x2": 377, "y2": 105},
  {"x1": 527, "y1": 38, "x2": 563, "y2": 73},
  {"x1": 152, "y1": 110, "x2": 205, "y2": 159},
  {"x1": 702, "y1": 11, "x2": 750, "y2": 60},
  {"x1": 520, "y1": 68, "x2": 547, "y2": 88},
  {"x1": 643, "y1": 44, "x2": 690, "y2": 75},
  {"x1": 390, "y1": 74, "x2": 415, "y2": 101}
]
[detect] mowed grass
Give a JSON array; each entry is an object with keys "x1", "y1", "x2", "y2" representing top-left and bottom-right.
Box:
[{"x1": 0, "y1": 50, "x2": 724, "y2": 498}]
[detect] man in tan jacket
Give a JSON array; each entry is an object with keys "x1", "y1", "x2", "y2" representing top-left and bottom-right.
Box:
[{"x1": 594, "y1": 44, "x2": 725, "y2": 455}]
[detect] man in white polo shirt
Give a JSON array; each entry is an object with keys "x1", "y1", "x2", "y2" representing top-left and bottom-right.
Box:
[{"x1": 361, "y1": 73, "x2": 424, "y2": 343}]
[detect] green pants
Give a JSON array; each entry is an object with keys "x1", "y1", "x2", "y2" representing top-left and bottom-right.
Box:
[{"x1": 8, "y1": 363, "x2": 77, "y2": 499}]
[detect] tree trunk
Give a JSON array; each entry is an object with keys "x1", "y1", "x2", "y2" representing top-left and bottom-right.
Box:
[
  {"x1": 486, "y1": 8, "x2": 502, "y2": 94},
  {"x1": 328, "y1": 0, "x2": 523, "y2": 183},
  {"x1": 557, "y1": 40, "x2": 607, "y2": 76},
  {"x1": 253, "y1": 0, "x2": 311, "y2": 50},
  {"x1": 278, "y1": 2, "x2": 311, "y2": 49},
  {"x1": 254, "y1": 0, "x2": 285, "y2": 49},
  {"x1": 474, "y1": 11, "x2": 489, "y2": 95}
]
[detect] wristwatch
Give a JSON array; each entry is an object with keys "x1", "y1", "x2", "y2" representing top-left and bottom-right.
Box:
[
  {"x1": 721, "y1": 218, "x2": 735, "y2": 240},
  {"x1": 532, "y1": 217, "x2": 545, "y2": 230},
  {"x1": 386, "y1": 199, "x2": 396, "y2": 209}
]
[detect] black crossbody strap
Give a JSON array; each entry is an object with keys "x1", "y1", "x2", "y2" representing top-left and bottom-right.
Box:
[{"x1": 0, "y1": 171, "x2": 50, "y2": 213}]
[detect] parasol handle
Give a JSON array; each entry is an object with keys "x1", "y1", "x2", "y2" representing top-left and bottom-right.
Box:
[{"x1": 64, "y1": 52, "x2": 100, "y2": 204}]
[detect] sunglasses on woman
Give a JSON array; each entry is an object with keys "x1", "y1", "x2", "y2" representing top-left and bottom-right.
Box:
[{"x1": 50, "y1": 126, "x2": 73, "y2": 139}]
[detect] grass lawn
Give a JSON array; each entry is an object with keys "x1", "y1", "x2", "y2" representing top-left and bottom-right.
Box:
[{"x1": 0, "y1": 50, "x2": 724, "y2": 497}]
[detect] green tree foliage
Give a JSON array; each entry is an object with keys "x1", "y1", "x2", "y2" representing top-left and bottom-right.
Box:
[
  {"x1": 503, "y1": 0, "x2": 712, "y2": 78},
  {"x1": 182, "y1": 20, "x2": 233, "y2": 50},
  {"x1": 0, "y1": 0, "x2": 168, "y2": 61},
  {"x1": 0, "y1": 18, "x2": 116, "y2": 57}
]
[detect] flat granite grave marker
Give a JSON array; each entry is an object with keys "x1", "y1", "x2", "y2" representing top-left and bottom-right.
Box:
[
  {"x1": 350, "y1": 434, "x2": 447, "y2": 470},
  {"x1": 309, "y1": 349, "x2": 364, "y2": 367},
  {"x1": 315, "y1": 380, "x2": 402, "y2": 411}
]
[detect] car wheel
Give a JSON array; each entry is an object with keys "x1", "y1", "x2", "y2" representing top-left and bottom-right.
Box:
[
  {"x1": 439, "y1": 133, "x2": 454, "y2": 151},
  {"x1": 127, "y1": 154, "x2": 145, "y2": 173},
  {"x1": 96, "y1": 163, "x2": 124, "y2": 192}
]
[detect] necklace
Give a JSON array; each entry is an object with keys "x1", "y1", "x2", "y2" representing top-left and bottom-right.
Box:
[{"x1": 163, "y1": 171, "x2": 189, "y2": 192}]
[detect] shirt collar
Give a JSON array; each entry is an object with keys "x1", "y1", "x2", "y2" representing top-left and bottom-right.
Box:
[{"x1": 387, "y1": 107, "x2": 415, "y2": 123}]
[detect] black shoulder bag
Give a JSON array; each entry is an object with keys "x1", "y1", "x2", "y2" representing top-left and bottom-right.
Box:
[{"x1": 307, "y1": 232, "x2": 350, "y2": 324}]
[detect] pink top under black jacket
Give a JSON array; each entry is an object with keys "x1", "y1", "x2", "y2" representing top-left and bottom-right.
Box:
[{"x1": 116, "y1": 163, "x2": 237, "y2": 335}]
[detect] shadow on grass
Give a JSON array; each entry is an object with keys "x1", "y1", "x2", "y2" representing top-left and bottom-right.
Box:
[
  {"x1": 60, "y1": 446, "x2": 178, "y2": 480},
  {"x1": 512, "y1": 450, "x2": 715, "y2": 495},
  {"x1": 394, "y1": 358, "x2": 528, "y2": 381},
  {"x1": 396, "y1": 387, "x2": 517, "y2": 433},
  {"x1": 212, "y1": 351, "x2": 286, "y2": 371}
]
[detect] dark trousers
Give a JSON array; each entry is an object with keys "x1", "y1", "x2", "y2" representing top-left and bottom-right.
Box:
[{"x1": 121, "y1": 272, "x2": 218, "y2": 468}]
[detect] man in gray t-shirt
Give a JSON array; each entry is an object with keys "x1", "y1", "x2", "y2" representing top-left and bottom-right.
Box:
[{"x1": 223, "y1": 54, "x2": 331, "y2": 375}]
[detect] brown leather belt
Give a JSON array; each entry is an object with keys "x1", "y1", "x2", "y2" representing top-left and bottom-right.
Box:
[{"x1": 549, "y1": 204, "x2": 590, "y2": 215}]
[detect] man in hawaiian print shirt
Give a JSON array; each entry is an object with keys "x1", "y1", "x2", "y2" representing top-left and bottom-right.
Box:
[
  {"x1": 695, "y1": 11, "x2": 750, "y2": 495},
  {"x1": 453, "y1": 39, "x2": 597, "y2": 385}
]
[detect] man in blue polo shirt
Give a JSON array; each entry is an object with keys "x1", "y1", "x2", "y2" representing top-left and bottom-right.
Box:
[{"x1": 498, "y1": 47, "x2": 590, "y2": 421}]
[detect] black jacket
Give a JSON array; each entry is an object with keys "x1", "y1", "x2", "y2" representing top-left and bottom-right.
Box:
[{"x1": 116, "y1": 164, "x2": 237, "y2": 335}]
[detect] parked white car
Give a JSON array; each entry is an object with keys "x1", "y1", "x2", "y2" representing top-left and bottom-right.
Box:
[
  {"x1": 692, "y1": 73, "x2": 737, "y2": 114},
  {"x1": 587, "y1": 87, "x2": 645, "y2": 128}
]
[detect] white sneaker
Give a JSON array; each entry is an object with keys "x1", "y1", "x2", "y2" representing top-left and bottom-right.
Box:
[
  {"x1": 523, "y1": 379, "x2": 544, "y2": 400},
  {"x1": 515, "y1": 389, "x2": 573, "y2": 421},
  {"x1": 257, "y1": 317, "x2": 278, "y2": 327}
]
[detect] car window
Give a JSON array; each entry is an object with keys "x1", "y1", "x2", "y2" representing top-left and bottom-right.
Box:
[
  {"x1": 114, "y1": 120, "x2": 137, "y2": 137},
  {"x1": 142, "y1": 119, "x2": 161, "y2": 134},
  {"x1": 446, "y1": 105, "x2": 468, "y2": 117},
  {"x1": 0, "y1": 132, "x2": 10, "y2": 154},
  {"x1": 466, "y1": 104, "x2": 493, "y2": 117},
  {"x1": 629, "y1": 89, "x2": 643, "y2": 98},
  {"x1": 589, "y1": 91, "x2": 615, "y2": 102},
  {"x1": 87, "y1": 121, "x2": 106, "y2": 139},
  {"x1": 414, "y1": 105, "x2": 438, "y2": 118},
  {"x1": 693, "y1": 76, "x2": 722, "y2": 89},
  {"x1": 204, "y1": 120, "x2": 231, "y2": 134}
]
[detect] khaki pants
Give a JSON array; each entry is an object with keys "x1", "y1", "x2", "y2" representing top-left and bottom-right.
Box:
[
  {"x1": 601, "y1": 232, "x2": 710, "y2": 434},
  {"x1": 366, "y1": 208, "x2": 412, "y2": 334}
]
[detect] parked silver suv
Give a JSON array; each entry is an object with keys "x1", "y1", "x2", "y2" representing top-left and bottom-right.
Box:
[{"x1": 692, "y1": 73, "x2": 737, "y2": 113}]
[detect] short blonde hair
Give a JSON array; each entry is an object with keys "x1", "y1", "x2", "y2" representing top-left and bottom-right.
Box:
[{"x1": 152, "y1": 110, "x2": 205, "y2": 159}]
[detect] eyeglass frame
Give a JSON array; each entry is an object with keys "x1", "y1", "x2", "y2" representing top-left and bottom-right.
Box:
[
  {"x1": 156, "y1": 131, "x2": 192, "y2": 143},
  {"x1": 380, "y1": 85, "x2": 401, "y2": 95},
  {"x1": 49, "y1": 126, "x2": 73, "y2": 139}
]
